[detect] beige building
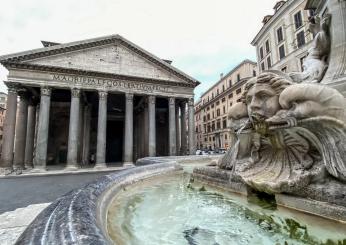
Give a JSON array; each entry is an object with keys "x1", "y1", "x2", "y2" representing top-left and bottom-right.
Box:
[
  {"x1": 251, "y1": 0, "x2": 315, "y2": 73},
  {"x1": 195, "y1": 60, "x2": 257, "y2": 150}
]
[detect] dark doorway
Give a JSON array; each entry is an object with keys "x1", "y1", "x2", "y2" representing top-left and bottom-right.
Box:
[{"x1": 106, "y1": 120, "x2": 124, "y2": 163}]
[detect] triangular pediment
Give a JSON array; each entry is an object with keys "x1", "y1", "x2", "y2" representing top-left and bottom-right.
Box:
[
  {"x1": 0, "y1": 35, "x2": 199, "y2": 86},
  {"x1": 24, "y1": 43, "x2": 187, "y2": 83}
]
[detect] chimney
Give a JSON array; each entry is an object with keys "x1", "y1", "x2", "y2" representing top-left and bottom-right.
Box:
[{"x1": 220, "y1": 73, "x2": 224, "y2": 79}]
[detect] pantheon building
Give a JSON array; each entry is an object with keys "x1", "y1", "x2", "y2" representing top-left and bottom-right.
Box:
[{"x1": 0, "y1": 35, "x2": 198, "y2": 173}]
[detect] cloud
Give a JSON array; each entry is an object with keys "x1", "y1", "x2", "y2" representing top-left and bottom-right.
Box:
[{"x1": 0, "y1": 0, "x2": 278, "y2": 96}]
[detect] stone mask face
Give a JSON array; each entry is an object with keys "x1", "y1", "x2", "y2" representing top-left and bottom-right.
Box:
[{"x1": 246, "y1": 83, "x2": 280, "y2": 122}]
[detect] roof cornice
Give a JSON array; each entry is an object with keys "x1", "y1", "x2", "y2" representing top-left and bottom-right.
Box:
[
  {"x1": 251, "y1": 0, "x2": 298, "y2": 46},
  {"x1": 199, "y1": 59, "x2": 256, "y2": 98},
  {"x1": 0, "y1": 34, "x2": 200, "y2": 87}
]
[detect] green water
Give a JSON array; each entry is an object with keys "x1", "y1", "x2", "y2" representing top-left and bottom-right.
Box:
[{"x1": 107, "y1": 172, "x2": 346, "y2": 245}]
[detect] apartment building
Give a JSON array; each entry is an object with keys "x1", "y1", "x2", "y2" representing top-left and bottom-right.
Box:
[
  {"x1": 195, "y1": 60, "x2": 257, "y2": 150},
  {"x1": 251, "y1": 0, "x2": 315, "y2": 73}
]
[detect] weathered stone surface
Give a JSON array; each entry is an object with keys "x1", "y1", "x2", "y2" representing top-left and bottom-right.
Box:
[{"x1": 26, "y1": 44, "x2": 185, "y2": 84}]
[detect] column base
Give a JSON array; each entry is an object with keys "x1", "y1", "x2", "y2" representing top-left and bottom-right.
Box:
[
  {"x1": 123, "y1": 162, "x2": 135, "y2": 168},
  {"x1": 64, "y1": 164, "x2": 79, "y2": 171},
  {"x1": 24, "y1": 164, "x2": 34, "y2": 170},
  {"x1": 94, "y1": 163, "x2": 107, "y2": 169},
  {"x1": 30, "y1": 166, "x2": 47, "y2": 173},
  {"x1": 13, "y1": 165, "x2": 24, "y2": 175},
  {"x1": 0, "y1": 167, "x2": 13, "y2": 175}
]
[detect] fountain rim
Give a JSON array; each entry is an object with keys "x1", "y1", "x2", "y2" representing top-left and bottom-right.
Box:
[{"x1": 14, "y1": 156, "x2": 214, "y2": 245}]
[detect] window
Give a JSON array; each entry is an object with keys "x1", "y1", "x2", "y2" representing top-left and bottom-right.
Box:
[
  {"x1": 294, "y1": 11, "x2": 303, "y2": 29},
  {"x1": 267, "y1": 56, "x2": 272, "y2": 68},
  {"x1": 300, "y1": 56, "x2": 307, "y2": 71},
  {"x1": 265, "y1": 40, "x2": 270, "y2": 53},
  {"x1": 253, "y1": 70, "x2": 256, "y2": 77},
  {"x1": 279, "y1": 45, "x2": 285, "y2": 59},
  {"x1": 277, "y1": 26, "x2": 283, "y2": 43},
  {"x1": 228, "y1": 93, "x2": 233, "y2": 99},
  {"x1": 222, "y1": 85, "x2": 225, "y2": 92},
  {"x1": 216, "y1": 101, "x2": 220, "y2": 106},
  {"x1": 225, "y1": 134, "x2": 227, "y2": 140},
  {"x1": 281, "y1": 66, "x2": 287, "y2": 73},
  {"x1": 296, "y1": 31, "x2": 305, "y2": 48},
  {"x1": 236, "y1": 88, "x2": 242, "y2": 94},
  {"x1": 223, "y1": 119, "x2": 227, "y2": 128},
  {"x1": 261, "y1": 62, "x2": 265, "y2": 71},
  {"x1": 230, "y1": 102, "x2": 232, "y2": 106},
  {"x1": 212, "y1": 111, "x2": 215, "y2": 118},
  {"x1": 237, "y1": 99, "x2": 241, "y2": 102},
  {"x1": 216, "y1": 109, "x2": 220, "y2": 116},
  {"x1": 229, "y1": 80, "x2": 232, "y2": 87},
  {"x1": 221, "y1": 97, "x2": 225, "y2": 102},
  {"x1": 217, "y1": 89, "x2": 219, "y2": 95},
  {"x1": 223, "y1": 106, "x2": 226, "y2": 114},
  {"x1": 237, "y1": 74, "x2": 240, "y2": 82},
  {"x1": 217, "y1": 121, "x2": 220, "y2": 129},
  {"x1": 259, "y1": 47, "x2": 264, "y2": 59}
]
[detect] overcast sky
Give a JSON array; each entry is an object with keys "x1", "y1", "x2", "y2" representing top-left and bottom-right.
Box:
[{"x1": 0, "y1": 0, "x2": 278, "y2": 99}]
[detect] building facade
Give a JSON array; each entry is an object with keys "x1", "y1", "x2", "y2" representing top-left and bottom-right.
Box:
[
  {"x1": 251, "y1": 0, "x2": 315, "y2": 73},
  {"x1": 195, "y1": 60, "x2": 257, "y2": 150},
  {"x1": 0, "y1": 35, "x2": 198, "y2": 174}
]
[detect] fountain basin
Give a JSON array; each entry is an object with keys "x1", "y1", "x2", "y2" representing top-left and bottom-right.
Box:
[{"x1": 15, "y1": 156, "x2": 346, "y2": 244}]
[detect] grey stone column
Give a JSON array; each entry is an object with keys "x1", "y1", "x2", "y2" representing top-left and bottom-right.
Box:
[
  {"x1": 0, "y1": 84, "x2": 18, "y2": 174},
  {"x1": 95, "y1": 91, "x2": 107, "y2": 168},
  {"x1": 33, "y1": 87, "x2": 51, "y2": 171},
  {"x1": 188, "y1": 98, "x2": 196, "y2": 155},
  {"x1": 66, "y1": 88, "x2": 81, "y2": 169},
  {"x1": 175, "y1": 103, "x2": 180, "y2": 155},
  {"x1": 180, "y1": 101, "x2": 187, "y2": 155},
  {"x1": 13, "y1": 90, "x2": 29, "y2": 173},
  {"x1": 148, "y1": 95, "x2": 156, "y2": 157},
  {"x1": 168, "y1": 97, "x2": 176, "y2": 156},
  {"x1": 123, "y1": 93, "x2": 134, "y2": 165},
  {"x1": 82, "y1": 105, "x2": 91, "y2": 165},
  {"x1": 24, "y1": 100, "x2": 36, "y2": 169}
]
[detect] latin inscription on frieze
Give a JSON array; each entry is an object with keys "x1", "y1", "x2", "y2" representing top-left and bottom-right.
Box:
[{"x1": 52, "y1": 74, "x2": 172, "y2": 93}]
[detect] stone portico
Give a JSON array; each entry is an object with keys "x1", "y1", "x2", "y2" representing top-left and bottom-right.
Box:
[{"x1": 0, "y1": 34, "x2": 199, "y2": 174}]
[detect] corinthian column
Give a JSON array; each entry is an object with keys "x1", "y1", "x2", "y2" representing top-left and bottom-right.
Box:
[
  {"x1": 33, "y1": 87, "x2": 51, "y2": 171},
  {"x1": 95, "y1": 91, "x2": 107, "y2": 168},
  {"x1": 168, "y1": 97, "x2": 176, "y2": 156},
  {"x1": 123, "y1": 93, "x2": 134, "y2": 166},
  {"x1": 180, "y1": 101, "x2": 187, "y2": 155},
  {"x1": 66, "y1": 88, "x2": 81, "y2": 170},
  {"x1": 188, "y1": 97, "x2": 196, "y2": 155},
  {"x1": 13, "y1": 90, "x2": 29, "y2": 173},
  {"x1": 24, "y1": 100, "x2": 36, "y2": 169},
  {"x1": 148, "y1": 95, "x2": 156, "y2": 157},
  {"x1": 175, "y1": 102, "x2": 180, "y2": 155},
  {"x1": 0, "y1": 84, "x2": 18, "y2": 175}
]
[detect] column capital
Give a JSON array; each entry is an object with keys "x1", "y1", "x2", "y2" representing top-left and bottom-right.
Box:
[
  {"x1": 41, "y1": 87, "x2": 52, "y2": 96},
  {"x1": 126, "y1": 93, "x2": 134, "y2": 102},
  {"x1": 7, "y1": 83, "x2": 19, "y2": 94},
  {"x1": 148, "y1": 95, "x2": 156, "y2": 104},
  {"x1": 188, "y1": 97, "x2": 194, "y2": 106},
  {"x1": 98, "y1": 90, "x2": 108, "y2": 100},
  {"x1": 169, "y1": 97, "x2": 175, "y2": 105},
  {"x1": 17, "y1": 89, "x2": 30, "y2": 99},
  {"x1": 71, "y1": 88, "x2": 81, "y2": 98}
]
